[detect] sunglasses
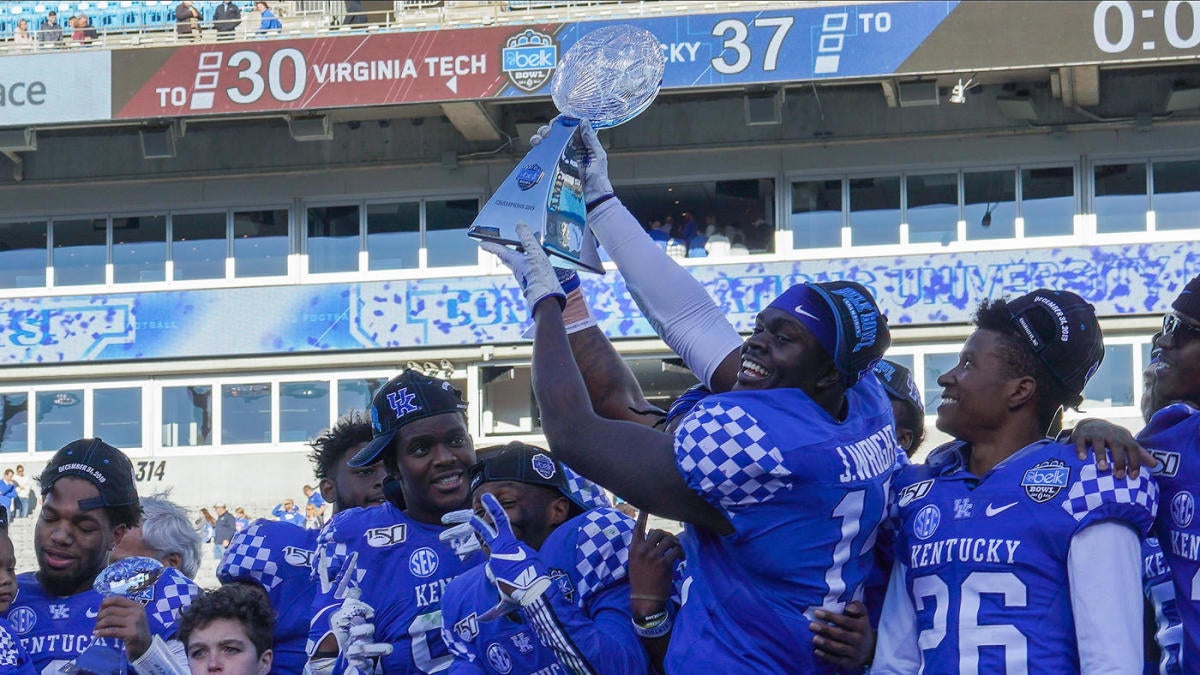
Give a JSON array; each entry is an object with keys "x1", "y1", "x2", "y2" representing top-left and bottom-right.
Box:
[{"x1": 1162, "y1": 313, "x2": 1200, "y2": 342}]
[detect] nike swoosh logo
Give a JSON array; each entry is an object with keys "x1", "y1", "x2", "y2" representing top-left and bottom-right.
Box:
[
  {"x1": 490, "y1": 549, "x2": 527, "y2": 562},
  {"x1": 985, "y1": 502, "x2": 1018, "y2": 517},
  {"x1": 86, "y1": 608, "x2": 99, "y2": 618},
  {"x1": 793, "y1": 305, "x2": 821, "y2": 321}
]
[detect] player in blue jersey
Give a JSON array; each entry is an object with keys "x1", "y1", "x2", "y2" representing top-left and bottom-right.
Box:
[
  {"x1": 491, "y1": 218, "x2": 896, "y2": 672},
  {"x1": 1132, "y1": 275, "x2": 1200, "y2": 670},
  {"x1": 440, "y1": 442, "x2": 646, "y2": 674},
  {"x1": 1061, "y1": 274, "x2": 1200, "y2": 671},
  {"x1": 0, "y1": 506, "x2": 36, "y2": 674},
  {"x1": 308, "y1": 412, "x2": 389, "y2": 514},
  {"x1": 179, "y1": 584, "x2": 274, "y2": 675},
  {"x1": 308, "y1": 369, "x2": 481, "y2": 674},
  {"x1": 873, "y1": 289, "x2": 1156, "y2": 673},
  {"x1": 873, "y1": 359, "x2": 926, "y2": 458},
  {"x1": 218, "y1": 519, "x2": 317, "y2": 675},
  {"x1": 9, "y1": 438, "x2": 197, "y2": 674}
]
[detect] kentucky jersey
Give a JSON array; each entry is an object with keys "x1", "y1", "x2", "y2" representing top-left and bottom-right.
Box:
[
  {"x1": 1140, "y1": 402, "x2": 1200, "y2": 670},
  {"x1": 1143, "y1": 537, "x2": 1183, "y2": 675},
  {"x1": 0, "y1": 618, "x2": 33, "y2": 675},
  {"x1": 219, "y1": 519, "x2": 318, "y2": 675},
  {"x1": 310, "y1": 502, "x2": 482, "y2": 674},
  {"x1": 440, "y1": 507, "x2": 646, "y2": 674},
  {"x1": 8, "y1": 567, "x2": 200, "y2": 675},
  {"x1": 665, "y1": 375, "x2": 898, "y2": 673},
  {"x1": 890, "y1": 439, "x2": 1157, "y2": 673}
]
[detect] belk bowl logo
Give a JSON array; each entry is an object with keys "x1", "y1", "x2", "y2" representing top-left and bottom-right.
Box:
[
  {"x1": 1172, "y1": 491, "x2": 1195, "y2": 528},
  {"x1": 913, "y1": 504, "x2": 941, "y2": 540},
  {"x1": 532, "y1": 453, "x2": 556, "y2": 480},
  {"x1": 515, "y1": 163, "x2": 544, "y2": 191},
  {"x1": 1021, "y1": 459, "x2": 1070, "y2": 503},
  {"x1": 408, "y1": 547, "x2": 440, "y2": 578},
  {"x1": 502, "y1": 28, "x2": 557, "y2": 92}
]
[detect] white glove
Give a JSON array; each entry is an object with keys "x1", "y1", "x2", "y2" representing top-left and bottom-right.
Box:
[
  {"x1": 480, "y1": 223, "x2": 565, "y2": 317},
  {"x1": 531, "y1": 118, "x2": 613, "y2": 204},
  {"x1": 439, "y1": 509, "x2": 481, "y2": 559},
  {"x1": 329, "y1": 589, "x2": 392, "y2": 673}
]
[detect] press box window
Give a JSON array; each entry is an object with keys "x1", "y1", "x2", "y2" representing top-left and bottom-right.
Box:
[
  {"x1": 281, "y1": 381, "x2": 330, "y2": 443},
  {"x1": 35, "y1": 390, "x2": 84, "y2": 452},
  {"x1": 0, "y1": 394, "x2": 28, "y2": 453},
  {"x1": 0, "y1": 221, "x2": 47, "y2": 289},
  {"x1": 791, "y1": 180, "x2": 842, "y2": 249},
  {"x1": 113, "y1": 215, "x2": 167, "y2": 283},
  {"x1": 52, "y1": 218, "x2": 107, "y2": 286},
  {"x1": 162, "y1": 385, "x2": 212, "y2": 447},
  {"x1": 93, "y1": 387, "x2": 143, "y2": 449},
  {"x1": 172, "y1": 212, "x2": 228, "y2": 281},
  {"x1": 1094, "y1": 163, "x2": 1148, "y2": 234},
  {"x1": 222, "y1": 383, "x2": 272, "y2": 444},
  {"x1": 234, "y1": 208, "x2": 289, "y2": 277},
  {"x1": 307, "y1": 205, "x2": 360, "y2": 274}
]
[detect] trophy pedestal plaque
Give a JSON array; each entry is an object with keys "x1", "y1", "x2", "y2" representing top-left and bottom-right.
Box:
[{"x1": 468, "y1": 24, "x2": 665, "y2": 273}]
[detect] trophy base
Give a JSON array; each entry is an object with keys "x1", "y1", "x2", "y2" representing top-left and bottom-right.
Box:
[{"x1": 467, "y1": 228, "x2": 605, "y2": 275}]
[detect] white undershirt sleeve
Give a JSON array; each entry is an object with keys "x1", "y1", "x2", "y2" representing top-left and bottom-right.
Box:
[
  {"x1": 871, "y1": 562, "x2": 922, "y2": 674},
  {"x1": 589, "y1": 198, "x2": 743, "y2": 390},
  {"x1": 1068, "y1": 521, "x2": 1144, "y2": 674}
]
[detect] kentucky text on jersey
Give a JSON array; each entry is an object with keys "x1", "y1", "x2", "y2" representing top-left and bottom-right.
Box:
[
  {"x1": 910, "y1": 538, "x2": 1021, "y2": 568},
  {"x1": 414, "y1": 577, "x2": 452, "y2": 609},
  {"x1": 836, "y1": 423, "x2": 899, "y2": 483},
  {"x1": 1170, "y1": 530, "x2": 1200, "y2": 561}
]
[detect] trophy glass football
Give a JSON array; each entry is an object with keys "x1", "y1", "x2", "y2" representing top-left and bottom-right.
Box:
[
  {"x1": 467, "y1": 24, "x2": 666, "y2": 273},
  {"x1": 60, "y1": 557, "x2": 165, "y2": 675}
]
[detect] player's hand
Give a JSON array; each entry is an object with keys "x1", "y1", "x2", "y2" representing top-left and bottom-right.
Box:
[
  {"x1": 92, "y1": 595, "x2": 152, "y2": 660},
  {"x1": 810, "y1": 601, "x2": 873, "y2": 671},
  {"x1": 530, "y1": 118, "x2": 613, "y2": 204},
  {"x1": 480, "y1": 223, "x2": 565, "y2": 317},
  {"x1": 629, "y1": 509, "x2": 682, "y2": 619},
  {"x1": 439, "y1": 509, "x2": 481, "y2": 559},
  {"x1": 1068, "y1": 418, "x2": 1156, "y2": 478},
  {"x1": 471, "y1": 493, "x2": 551, "y2": 621},
  {"x1": 330, "y1": 588, "x2": 392, "y2": 673}
]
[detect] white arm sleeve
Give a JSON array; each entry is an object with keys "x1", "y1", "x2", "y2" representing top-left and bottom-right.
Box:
[
  {"x1": 1068, "y1": 521, "x2": 1144, "y2": 674},
  {"x1": 129, "y1": 634, "x2": 189, "y2": 675},
  {"x1": 589, "y1": 197, "x2": 743, "y2": 389},
  {"x1": 871, "y1": 562, "x2": 922, "y2": 674}
]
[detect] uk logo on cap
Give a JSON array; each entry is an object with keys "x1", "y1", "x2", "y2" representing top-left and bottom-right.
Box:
[{"x1": 388, "y1": 388, "x2": 421, "y2": 418}]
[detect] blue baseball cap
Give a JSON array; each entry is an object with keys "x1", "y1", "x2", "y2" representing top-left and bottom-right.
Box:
[{"x1": 349, "y1": 370, "x2": 468, "y2": 468}]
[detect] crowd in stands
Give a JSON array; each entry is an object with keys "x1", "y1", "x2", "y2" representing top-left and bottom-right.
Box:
[
  {"x1": 643, "y1": 210, "x2": 775, "y2": 259},
  {"x1": 0, "y1": 1, "x2": 280, "y2": 48}
]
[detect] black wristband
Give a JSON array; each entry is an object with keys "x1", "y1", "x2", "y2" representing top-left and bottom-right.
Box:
[{"x1": 586, "y1": 193, "x2": 615, "y2": 213}]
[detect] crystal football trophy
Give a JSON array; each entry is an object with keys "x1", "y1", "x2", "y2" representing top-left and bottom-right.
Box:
[
  {"x1": 467, "y1": 24, "x2": 666, "y2": 273},
  {"x1": 60, "y1": 557, "x2": 165, "y2": 675}
]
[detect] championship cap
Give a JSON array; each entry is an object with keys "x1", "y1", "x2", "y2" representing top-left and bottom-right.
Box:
[
  {"x1": 39, "y1": 438, "x2": 138, "y2": 510},
  {"x1": 468, "y1": 442, "x2": 590, "y2": 513},
  {"x1": 873, "y1": 359, "x2": 924, "y2": 415},
  {"x1": 1006, "y1": 289, "x2": 1104, "y2": 396},
  {"x1": 1172, "y1": 273, "x2": 1200, "y2": 321},
  {"x1": 766, "y1": 280, "x2": 891, "y2": 383},
  {"x1": 349, "y1": 369, "x2": 468, "y2": 468}
]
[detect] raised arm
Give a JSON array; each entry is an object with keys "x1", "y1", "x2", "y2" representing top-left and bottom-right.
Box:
[
  {"x1": 535, "y1": 121, "x2": 745, "y2": 392},
  {"x1": 486, "y1": 224, "x2": 730, "y2": 532},
  {"x1": 534, "y1": 294, "x2": 729, "y2": 532}
]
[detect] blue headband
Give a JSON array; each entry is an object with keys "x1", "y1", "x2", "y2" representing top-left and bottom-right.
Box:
[{"x1": 766, "y1": 284, "x2": 838, "y2": 360}]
